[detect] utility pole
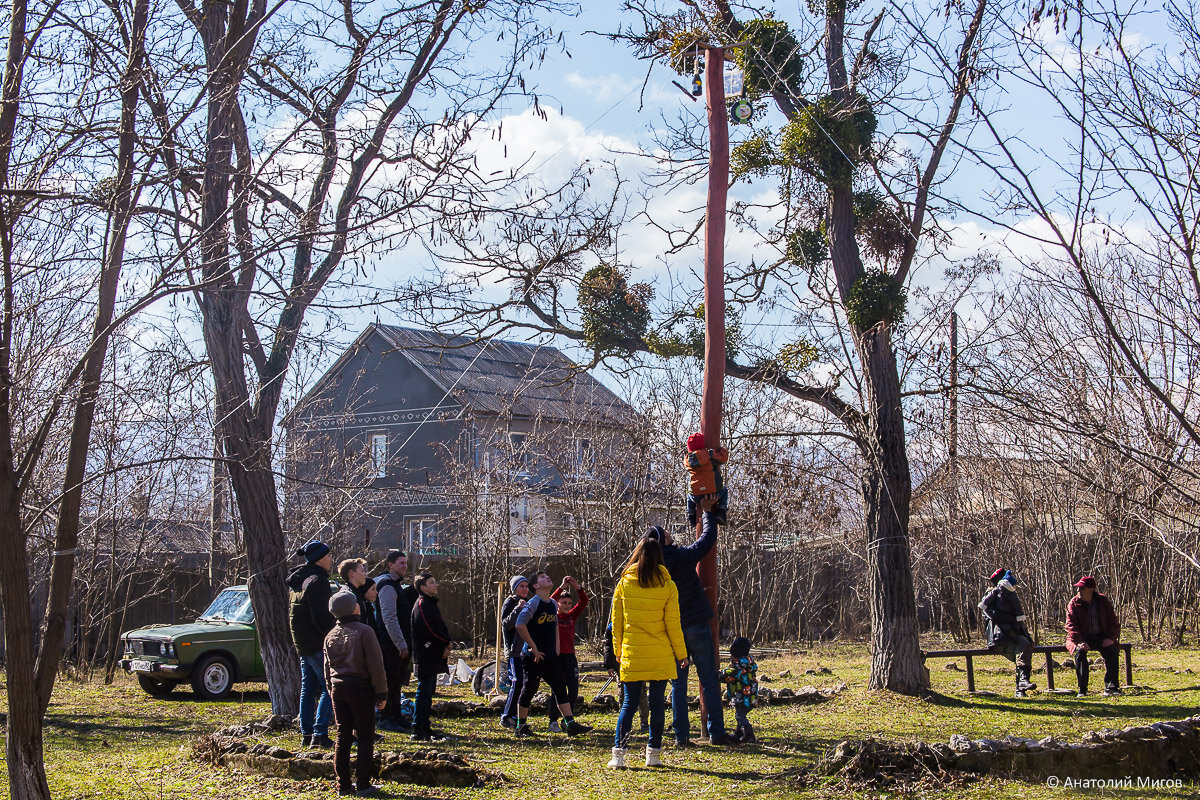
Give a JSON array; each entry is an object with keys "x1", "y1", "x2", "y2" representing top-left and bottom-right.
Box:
[{"x1": 948, "y1": 311, "x2": 959, "y2": 521}]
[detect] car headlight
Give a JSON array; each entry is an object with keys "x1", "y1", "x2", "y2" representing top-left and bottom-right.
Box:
[{"x1": 167, "y1": 643, "x2": 176, "y2": 658}]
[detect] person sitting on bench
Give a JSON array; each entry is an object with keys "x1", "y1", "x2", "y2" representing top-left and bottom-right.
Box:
[
  {"x1": 1065, "y1": 575, "x2": 1122, "y2": 697},
  {"x1": 980, "y1": 568, "x2": 1037, "y2": 697}
]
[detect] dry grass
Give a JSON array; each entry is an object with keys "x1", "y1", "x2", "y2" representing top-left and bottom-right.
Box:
[{"x1": 2, "y1": 640, "x2": 1199, "y2": 799}]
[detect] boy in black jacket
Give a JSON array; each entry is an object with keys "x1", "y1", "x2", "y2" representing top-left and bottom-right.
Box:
[
  {"x1": 500, "y1": 575, "x2": 530, "y2": 729},
  {"x1": 287, "y1": 539, "x2": 336, "y2": 748},
  {"x1": 410, "y1": 573, "x2": 451, "y2": 741}
]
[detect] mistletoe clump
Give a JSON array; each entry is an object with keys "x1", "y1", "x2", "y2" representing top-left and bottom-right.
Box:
[
  {"x1": 854, "y1": 190, "x2": 911, "y2": 264},
  {"x1": 734, "y1": 17, "x2": 805, "y2": 96},
  {"x1": 845, "y1": 270, "x2": 907, "y2": 330},
  {"x1": 781, "y1": 93, "x2": 876, "y2": 185},
  {"x1": 667, "y1": 28, "x2": 705, "y2": 73},
  {"x1": 731, "y1": 132, "x2": 777, "y2": 179},
  {"x1": 785, "y1": 226, "x2": 828, "y2": 271},
  {"x1": 773, "y1": 339, "x2": 820, "y2": 374},
  {"x1": 578, "y1": 264, "x2": 652, "y2": 356}
]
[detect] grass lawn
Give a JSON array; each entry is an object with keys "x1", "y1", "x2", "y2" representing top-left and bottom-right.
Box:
[{"x1": 3, "y1": 640, "x2": 1199, "y2": 799}]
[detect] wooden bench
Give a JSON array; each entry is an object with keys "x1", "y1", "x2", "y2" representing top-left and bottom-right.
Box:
[{"x1": 922, "y1": 643, "x2": 1134, "y2": 693}]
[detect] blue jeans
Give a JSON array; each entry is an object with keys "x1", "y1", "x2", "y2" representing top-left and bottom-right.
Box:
[
  {"x1": 616, "y1": 680, "x2": 666, "y2": 749},
  {"x1": 298, "y1": 651, "x2": 332, "y2": 737},
  {"x1": 502, "y1": 654, "x2": 525, "y2": 721},
  {"x1": 413, "y1": 674, "x2": 437, "y2": 736},
  {"x1": 672, "y1": 624, "x2": 726, "y2": 741}
]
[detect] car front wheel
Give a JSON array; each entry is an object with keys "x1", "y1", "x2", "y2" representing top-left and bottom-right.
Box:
[
  {"x1": 191, "y1": 654, "x2": 235, "y2": 700},
  {"x1": 137, "y1": 675, "x2": 177, "y2": 697}
]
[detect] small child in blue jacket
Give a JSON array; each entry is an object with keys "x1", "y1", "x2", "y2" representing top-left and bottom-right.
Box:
[{"x1": 721, "y1": 636, "x2": 758, "y2": 743}]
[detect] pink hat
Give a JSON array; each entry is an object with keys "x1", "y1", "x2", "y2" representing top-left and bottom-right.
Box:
[{"x1": 1073, "y1": 576, "x2": 1097, "y2": 589}]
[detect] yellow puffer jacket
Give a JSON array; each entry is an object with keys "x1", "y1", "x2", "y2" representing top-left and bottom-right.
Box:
[{"x1": 611, "y1": 564, "x2": 686, "y2": 682}]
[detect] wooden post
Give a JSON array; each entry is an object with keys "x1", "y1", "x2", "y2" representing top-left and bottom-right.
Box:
[
  {"x1": 695, "y1": 44, "x2": 729, "y2": 736},
  {"x1": 1123, "y1": 643, "x2": 1133, "y2": 687},
  {"x1": 494, "y1": 581, "x2": 505, "y2": 698},
  {"x1": 965, "y1": 654, "x2": 975, "y2": 693},
  {"x1": 1044, "y1": 650, "x2": 1055, "y2": 691}
]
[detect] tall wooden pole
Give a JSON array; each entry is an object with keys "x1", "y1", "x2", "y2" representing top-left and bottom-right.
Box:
[{"x1": 698, "y1": 45, "x2": 728, "y2": 732}]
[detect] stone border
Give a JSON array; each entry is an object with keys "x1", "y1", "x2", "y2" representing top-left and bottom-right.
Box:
[
  {"x1": 822, "y1": 716, "x2": 1200, "y2": 784},
  {"x1": 200, "y1": 730, "x2": 489, "y2": 788}
]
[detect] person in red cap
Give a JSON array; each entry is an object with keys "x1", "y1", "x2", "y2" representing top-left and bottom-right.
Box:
[
  {"x1": 684, "y1": 432, "x2": 729, "y2": 526},
  {"x1": 1065, "y1": 576, "x2": 1121, "y2": 697}
]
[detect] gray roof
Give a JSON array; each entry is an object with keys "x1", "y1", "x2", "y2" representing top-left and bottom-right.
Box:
[{"x1": 374, "y1": 325, "x2": 630, "y2": 425}]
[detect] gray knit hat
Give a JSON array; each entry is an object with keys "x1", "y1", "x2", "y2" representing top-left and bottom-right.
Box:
[
  {"x1": 509, "y1": 575, "x2": 529, "y2": 594},
  {"x1": 329, "y1": 589, "x2": 359, "y2": 619}
]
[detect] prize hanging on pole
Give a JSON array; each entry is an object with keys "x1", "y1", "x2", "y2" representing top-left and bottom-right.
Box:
[{"x1": 724, "y1": 66, "x2": 753, "y2": 125}]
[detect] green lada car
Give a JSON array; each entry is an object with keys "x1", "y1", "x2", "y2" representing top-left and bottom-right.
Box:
[{"x1": 120, "y1": 585, "x2": 265, "y2": 700}]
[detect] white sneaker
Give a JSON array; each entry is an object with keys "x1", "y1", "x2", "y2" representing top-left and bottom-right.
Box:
[
  {"x1": 548, "y1": 721, "x2": 562, "y2": 733},
  {"x1": 645, "y1": 746, "x2": 663, "y2": 767},
  {"x1": 606, "y1": 747, "x2": 628, "y2": 769}
]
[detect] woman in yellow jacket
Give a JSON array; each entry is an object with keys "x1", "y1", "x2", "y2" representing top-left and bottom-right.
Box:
[{"x1": 607, "y1": 535, "x2": 688, "y2": 769}]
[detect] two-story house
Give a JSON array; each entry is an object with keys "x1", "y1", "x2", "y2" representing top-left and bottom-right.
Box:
[{"x1": 281, "y1": 324, "x2": 637, "y2": 558}]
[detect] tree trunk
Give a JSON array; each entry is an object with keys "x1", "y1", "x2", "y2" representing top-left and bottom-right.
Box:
[
  {"x1": 860, "y1": 325, "x2": 926, "y2": 692},
  {"x1": 0, "y1": 486, "x2": 51, "y2": 800},
  {"x1": 206, "y1": 320, "x2": 301, "y2": 714}
]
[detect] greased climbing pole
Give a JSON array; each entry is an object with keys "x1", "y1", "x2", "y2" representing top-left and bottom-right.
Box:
[{"x1": 698, "y1": 44, "x2": 728, "y2": 732}]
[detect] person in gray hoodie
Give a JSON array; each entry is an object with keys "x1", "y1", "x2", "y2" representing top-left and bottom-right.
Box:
[{"x1": 324, "y1": 590, "x2": 387, "y2": 796}]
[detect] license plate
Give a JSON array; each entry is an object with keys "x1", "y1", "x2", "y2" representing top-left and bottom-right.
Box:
[{"x1": 130, "y1": 659, "x2": 153, "y2": 672}]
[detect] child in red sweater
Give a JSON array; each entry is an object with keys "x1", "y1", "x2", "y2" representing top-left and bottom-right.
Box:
[
  {"x1": 685, "y1": 432, "x2": 728, "y2": 526},
  {"x1": 547, "y1": 576, "x2": 589, "y2": 730}
]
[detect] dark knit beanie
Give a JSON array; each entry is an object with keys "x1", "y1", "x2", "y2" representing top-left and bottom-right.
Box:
[
  {"x1": 730, "y1": 636, "x2": 751, "y2": 659},
  {"x1": 989, "y1": 568, "x2": 1005, "y2": 586},
  {"x1": 644, "y1": 525, "x2": 665, "y2": 544},
  {"x1": 297, "y1": 540, "x2": 331, "y2": 563},
  {"x1": 354, "y1": 577, "x2": 375, "y2": 600}
]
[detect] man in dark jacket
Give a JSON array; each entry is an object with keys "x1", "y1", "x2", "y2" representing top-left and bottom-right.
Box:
[
  {"x1": 1065, "y1": 575, "x2": 1122, "y2": 697},
  {"x1": 324, "y1": 590, "x2": 387, "y2": 796},
  {"x1": 409, "y1": 573, "x2": 451, "y2": 742},
  {"x1": 647, "y1": 498, "x2": 733, "y2": 746},
  {"x1": 980, "y1": 568, "x2": 1037, "y2": 697},
  {"x1": 374, "y1": 549, "x2": 417, "y2": 731},
  {"x1": 287, "y1": 539, "x2": 337, "y2": 747},
  {"x1": 499, "y1": 575, "x2": 530, "y2": 729}
]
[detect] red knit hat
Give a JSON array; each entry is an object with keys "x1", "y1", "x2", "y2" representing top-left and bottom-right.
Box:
[{"x1": 686, "y1": 432, "x2": 707, "y2": 451}]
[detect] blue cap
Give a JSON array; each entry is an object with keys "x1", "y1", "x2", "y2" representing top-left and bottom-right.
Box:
[
  {"x1": 509, "y1": 575, "x2": 529, "y2": 594},
  {"x1": 1003, "y1": 570, "x2": 1019, "y2": 586}
]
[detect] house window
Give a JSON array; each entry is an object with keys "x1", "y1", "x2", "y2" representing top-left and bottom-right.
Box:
[
  {"x1": 509, "y1": 433, "x2": 531, "y2": 473},
  {"x1": 407, "y1": 518, "x2": 437, "y2": 555},
  {"x1": 369, "y1": 433, "x2": 387, "y2": 478},
  {"x1": 575, "y1": 438, "x2": 593, "y2": 474}
]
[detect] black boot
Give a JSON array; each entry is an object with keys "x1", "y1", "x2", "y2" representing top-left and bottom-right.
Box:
[{"x1": 1015, "y1": 667, "x2": 1036, "y2": 696}]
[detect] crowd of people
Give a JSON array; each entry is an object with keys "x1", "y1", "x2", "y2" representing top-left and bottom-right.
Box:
[
  {"x1": 280, "y1": 432, "x2": 1124, "y2": 795},
  {"x1": 282, "y1": 495, "x2": 753, "y2": 793}
]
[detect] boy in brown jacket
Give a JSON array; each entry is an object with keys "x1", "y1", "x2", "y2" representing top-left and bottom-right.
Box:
[{"x1": 324, "y1": 589, "x2": 388, "y2": 796}]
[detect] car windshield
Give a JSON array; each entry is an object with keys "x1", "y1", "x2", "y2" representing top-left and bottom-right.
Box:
[{"x1": 199, "y1": 589, "x2": 254, "y2": 624}]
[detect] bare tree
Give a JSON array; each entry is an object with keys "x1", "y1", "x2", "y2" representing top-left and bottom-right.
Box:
[
  {"x1": 415, "y1": 0, "x2": 996, "y2": 692},
  {"x1": 140, "y1": 0, "x2": 577, "y2": 714},
  {"x1": 0, "y1": 0, "x2": 157, "y2": 795}
]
